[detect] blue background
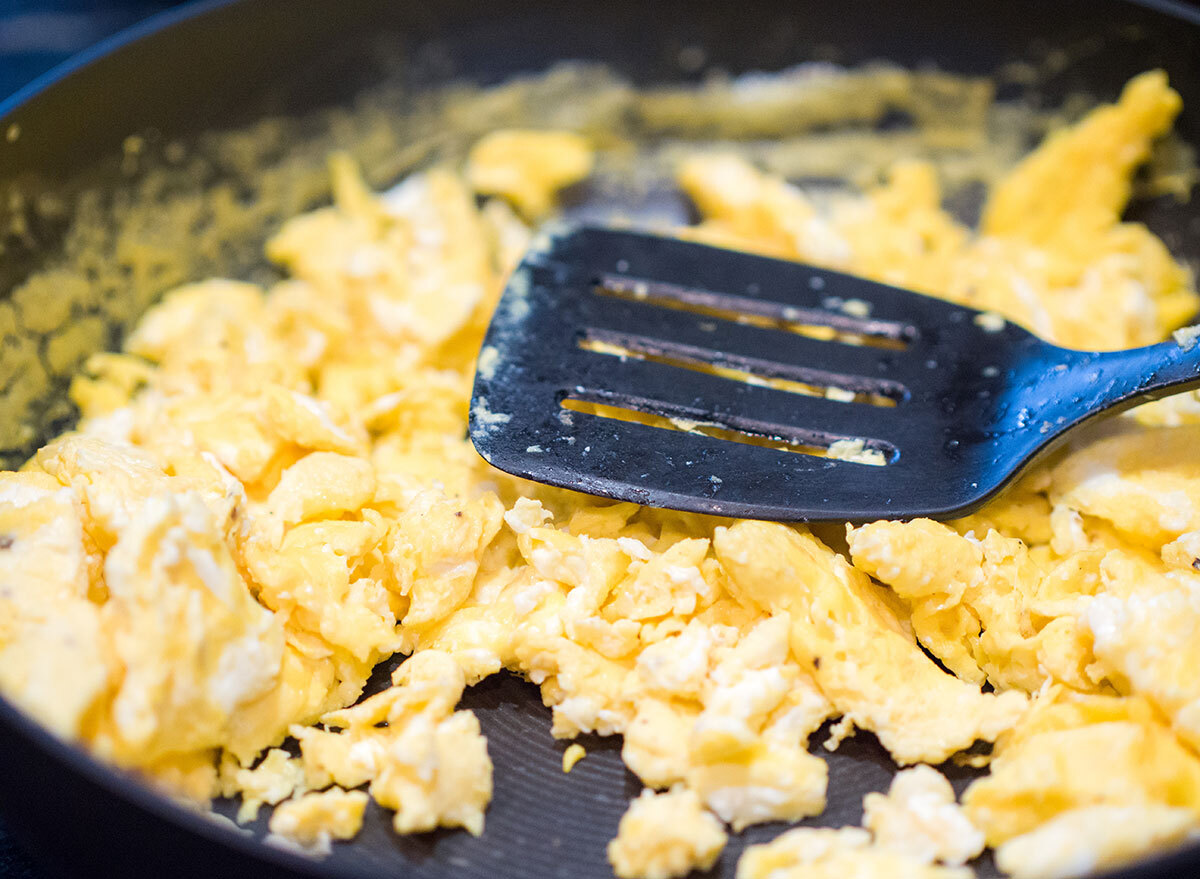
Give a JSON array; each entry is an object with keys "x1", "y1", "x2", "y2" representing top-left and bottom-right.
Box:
[{"x1": 1, "y1": 0, "x2": 185, "y2": 100}]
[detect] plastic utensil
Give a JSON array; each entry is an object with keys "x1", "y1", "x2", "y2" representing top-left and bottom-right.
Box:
[{"x1": 470, "y1": 224, "x2": 1200, "y2": 521}]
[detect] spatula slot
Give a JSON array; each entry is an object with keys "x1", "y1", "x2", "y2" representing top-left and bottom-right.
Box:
[
  {"x1": 560, "y1": 396, "x2": 895, "y2": 465},
  {"x1": 578, "y1": 333, "x2": 901, "y2": 407},
  {"x1": 595, "y1": 273, "x2": 912, "y2": 350}
]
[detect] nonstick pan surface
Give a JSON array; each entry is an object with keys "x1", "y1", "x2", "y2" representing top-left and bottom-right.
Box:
[{"x1": 3, "y1": 2, "x2": 1200, "y2": 878}]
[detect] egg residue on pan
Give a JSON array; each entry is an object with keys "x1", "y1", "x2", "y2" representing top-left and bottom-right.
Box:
[{"x1": 1, "y1": 68, "x2": 1200, "y2": 879}]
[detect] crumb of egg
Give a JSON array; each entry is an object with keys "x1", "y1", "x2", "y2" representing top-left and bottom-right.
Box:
[
  {"x1": 973, "y1": 311, "x2": 1007, "y2": 332},
  {"x1": 823, "y1": 716, "x2": 857, "y2": 751},
  {"x1": 1173, "y1": 324, "x2": 1200, "y2": 350},
  {"x1": 476, "y1": 345, "x2": 501, "y2": 381},
  {"x1": 826, "y1": 438, "x2": 887, "y2": 466},
  {"x1": 562, "y1": 743, "x2": 587, "y2": 772}
]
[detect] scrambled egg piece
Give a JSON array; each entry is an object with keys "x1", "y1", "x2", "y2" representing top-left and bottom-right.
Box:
[
  {"x1": 2, "y1": 64, "x2": 1199, "y2": 879},
  {"x1": 267, "y1": 788, "x2": 368, "y2": 855},
  {"x1": 0, "y1": 471, "x2": 108, "y2": 740},
  {"x1": 863, "y1": 766, "x2": 984, "y2": 866},
  {"x1": 847, "y1": 518, "x2": 1101, "y2": 694},
  {"x1": 736, "y1": 827, "x2": 972, "y2": 879},
  {"x1": 962, "y1": 689, "x2": 1200, "y2": 845},
  {"x1": 1050, "y1": 424, "x2": 1200, "y2": 547},
  {"x1": 607, "y1": 787, "x2": 727, "y2": 879},
  {"x1": 295, "y1": 650, "x2": 491, "y2": 836},
  {"x1": 714, "y1": 521, "x2": 1027, "y2": 765},
  {"x1": 467, "y1": 129, "x2": 594, "y2": 219},
  {"x1": 982, "y1": 71, "x2": 1181, "y2": 253},
  {"x1": 224, "y1": 748, "x2": 306, "y2": 823},
  {"x1": 1081, "y1": 551, "x2": 1200, "y2": 750},
  {"x1": 26, "y1": 436, "x2": 289, "y2": 772},
  {"x1": 995, "y1": 805, "x2": 1198, "y2": 879}
]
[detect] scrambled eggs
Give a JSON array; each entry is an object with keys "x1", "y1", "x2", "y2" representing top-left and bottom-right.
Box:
[{"x1": 1, "y1": 66, "x2": 1199, "y2": 879}]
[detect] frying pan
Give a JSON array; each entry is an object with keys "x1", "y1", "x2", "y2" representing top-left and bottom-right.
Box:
[{"x1": 2, "y1": 1, "x2": 1200, "y2": 877}]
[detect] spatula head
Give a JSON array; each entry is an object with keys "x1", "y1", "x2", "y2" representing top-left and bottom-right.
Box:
[{"x1": 469, "y1": 224, "x2": 1084, "y2": 522}]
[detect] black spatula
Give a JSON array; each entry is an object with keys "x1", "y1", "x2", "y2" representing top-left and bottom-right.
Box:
[{"x1": 469, "y1": 224, "x2": 1200, "y2": 522}]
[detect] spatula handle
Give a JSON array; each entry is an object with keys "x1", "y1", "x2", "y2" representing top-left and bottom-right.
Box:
[{"x1": 1077, "y1": 338, "x2": 1200, "y2": 418}]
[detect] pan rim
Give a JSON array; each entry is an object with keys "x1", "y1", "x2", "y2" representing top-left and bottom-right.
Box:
[
  {"x1": 1, "y1": 1, "x2": 1200, "y2": 878},
  {"x1": 0, "y1": 0, "x2": 242, "y2": 123},
  {"x1": 4, "y1": 0, "x2": 1200, "y2": 127},
  {"x1": 0, "y1": 692, "x2": 349, "y2": 878}
]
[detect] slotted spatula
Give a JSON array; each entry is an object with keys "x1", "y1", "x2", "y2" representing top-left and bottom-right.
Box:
[{"x1": 468, "y1": 224, "x2": 1200, "y2": 521}]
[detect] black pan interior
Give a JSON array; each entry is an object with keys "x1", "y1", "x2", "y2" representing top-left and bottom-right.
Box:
[{"x1": 2, "y1": 2, "x2": 1200, "y2": 878}]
